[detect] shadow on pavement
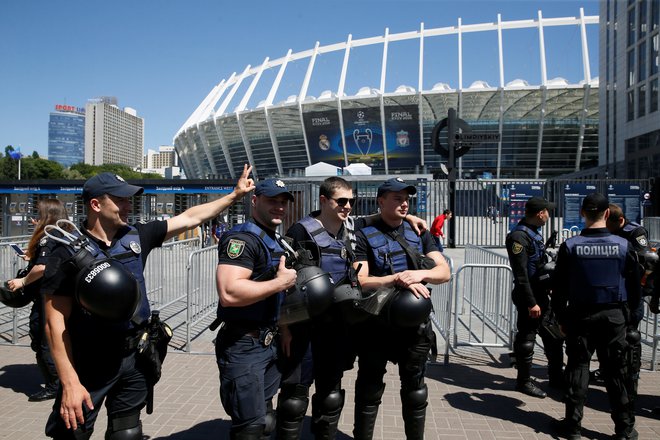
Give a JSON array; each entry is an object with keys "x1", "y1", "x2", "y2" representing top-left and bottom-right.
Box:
[
  {"x1": 0, "y1": 363, "x2": 43, "y2": 396},
  {"x1": 148, "y1": 417, "x2": 353, "y2": 440}
]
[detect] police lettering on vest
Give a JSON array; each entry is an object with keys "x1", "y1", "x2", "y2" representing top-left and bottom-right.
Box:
[{"x1": 565, "y1": 234, "x2": 629, "y2": 305}]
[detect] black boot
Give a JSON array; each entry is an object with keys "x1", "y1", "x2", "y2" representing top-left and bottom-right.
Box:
[
  {"x1": 231, "y1": 425, "x2": 264, "y2": 440},
  {"x1": 28, "y1": 386, "x2": 57, "y2": 402},
  {"x1": 353, "y1": 404, "x2": 379, "y2": 440},
  {"x1": 516, "y1": 380, "x2": 547, "y2": 398}
]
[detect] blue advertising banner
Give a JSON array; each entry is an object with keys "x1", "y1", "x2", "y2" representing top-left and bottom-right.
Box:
[
  {"x1": 341, "y1": 106, "x2": 384, "y2": 168},
  {"x1": 506, "y1": 183, "x2": 544, "y2": 231},
  {"x1": 384, "y1": 104, "x2": 420, "y2": 168},
  {"x1": 301, "y1": 109, "x2": 345, "y2": 166},
  {"x1": 563, "y1": 183, "x2": 598, "y2": 231},
  {"x1": 0, "y1": 184, "x2": 234, "y2": 195},
  {"x1": 606, "y1": 183, "x2": 642, "y2": 224},
  {"x1": 415, "y1": 178, "x2": 428, "y2": 214}
]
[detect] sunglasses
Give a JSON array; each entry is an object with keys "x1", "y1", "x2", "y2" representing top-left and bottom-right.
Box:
[{"x1": 328, "y1": 197, "x2": 356, "y2": 207}]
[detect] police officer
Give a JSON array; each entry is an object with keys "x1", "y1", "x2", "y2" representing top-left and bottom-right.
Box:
[
  {"x1": 505, "y1": 196, "x2": 563, "y2": 398},
  {"x1": 603, "y1": 203, "x2": 647, "y2": 407},
  {"x1": 352, "y1": 177, "x2": 450, "y2": 440},
  {"x1": 277, "y1": 176, "x2": 358, "y2": 439},
  {"x1": 4, "y1": 199, "x2": 67, "y2": 402},
  {"x1": 43, "y1": 165, "x2": 254, "y2": 440},
  {"x1": 552, "y1": 193, "x2": 641, "y2": 440},
  {"x1": 216, "y1": 178, "x2": 298, "y2": 439}
]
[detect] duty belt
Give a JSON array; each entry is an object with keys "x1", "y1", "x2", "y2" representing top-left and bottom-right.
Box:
[{"x1": 218, "y1": 322, "x2": 278, "y2": 347}]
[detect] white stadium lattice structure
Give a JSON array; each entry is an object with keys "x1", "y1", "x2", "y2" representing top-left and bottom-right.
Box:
[{"x1": 174, "y1": 9, "x2": 599, "y2": 180}]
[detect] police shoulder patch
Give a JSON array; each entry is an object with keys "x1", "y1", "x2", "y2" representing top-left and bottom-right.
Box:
[
  {"x1": 637, "y1": 235, "x2": 648, "y2": 247},
  {"x1": 227, "y1": 239, "x2": 246, "y2": 259},
  {"x1": 511, "y1": 242, "x2": 524, "y2": 255}
]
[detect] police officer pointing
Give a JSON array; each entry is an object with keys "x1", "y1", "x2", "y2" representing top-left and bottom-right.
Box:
[
  {"x1": 215, "y1": 179, "x2": 298, "y2": 439},
  {"x1": 506, "y1": 196, "x2": 563, "y2": 398},
  {"x1": 43, "y1": 166, "x2": 254, "y2": 440},
  {"x1": 552, "y1": 193, "x2": 641, "y2": 440}
]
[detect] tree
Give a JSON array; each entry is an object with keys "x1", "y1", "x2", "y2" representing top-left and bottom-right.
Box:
[
  {"x1": 20, "y1": 157, "x2": 64, "y2": 179},
  {"x1": 32, "y1": 151, "x2": 40, "y2": 159}
]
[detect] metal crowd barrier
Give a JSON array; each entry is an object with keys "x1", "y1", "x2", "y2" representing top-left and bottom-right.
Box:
[
  {"x1": 638, "y1": 301, "x2": 660, "y2": 371},
  {"x1": 453, "y1": 245, "x2": 515, "y2": 349},
  {"x1": 643, "y1": 217, "x2": 660, "y2": 243},
  {"x1": 185, "y1": 246, "x2": 219, "y2": 351},
  {"x1": 0, "y1": 239, "x2": 31, "y2": 345},
  {"x1": 429, "y1": 255, "x2": 454, "y2": 365},
  {"x1": 144, "y1": 237, "x2": 201, "y2": 310}
]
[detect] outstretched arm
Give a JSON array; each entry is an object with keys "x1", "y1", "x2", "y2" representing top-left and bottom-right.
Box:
[{"x1": 165, "y1": 165, "x2": 255, "y2": 241}]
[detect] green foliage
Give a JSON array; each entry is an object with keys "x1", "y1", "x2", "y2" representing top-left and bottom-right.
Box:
[
  {"x1": 32, "y1": 151, "x2": 40, "y2": 159},
  {"x1": 69, "y1": 163, "x2": 163, "y2": 180},
  {"x1": 20, "y1": 157, "x2": 64, "y2": 179}
]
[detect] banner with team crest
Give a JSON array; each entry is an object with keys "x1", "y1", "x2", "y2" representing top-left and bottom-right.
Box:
[
  {"x1": 340, "y1": 106, "x2": 385, "y2": 168},
  {"x1": 383, "y1": 104, "x2": 420, "y2": 168},
  {"x1": 302, "y1": 109, "x2": 345, "y2": 167}
]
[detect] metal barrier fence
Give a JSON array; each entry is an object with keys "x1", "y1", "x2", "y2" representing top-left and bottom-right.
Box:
[
  {"x1": 643, "y1": 217, "x2": 660, "y2": 242},
  {"x1": 429, "y1": 255, "x2": 454, "y2": 365},
  {"x1": 185, "y1": 246, "x2": 219, "y2": 351},
  {"x1": 144, "y1": 237, "x2": 201, "y2": 311},
  {"x1": 639, "y1": 302, "x2": 660, "y2": 371},
  {"x1": 453, "y1": 245, "x2": 515, "y2": 350},
  {"x1": 0, "y1": 240, "x2": 31, "y2": 345}
]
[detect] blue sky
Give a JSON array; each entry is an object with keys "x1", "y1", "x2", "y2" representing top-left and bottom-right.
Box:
[{"x1": 0, "y1": 0, "x2": 600, "y2": 160}]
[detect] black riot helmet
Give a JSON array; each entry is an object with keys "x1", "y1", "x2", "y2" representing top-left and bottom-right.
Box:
[
  {"x1": 279, "y1": 266, "x2": 335, "y2": 325},
  {"x1": 0, "y1": 273, "x2": 33, "y2": 308},
  {"x1": 382, "y1": 288, "x2": 432, "y2": 328},
  {"x1": 332, "y1": 283, "x2": 371, "y2": 324},
  {"x1": 72, "y1": 252, "x2": 141, "y2": 322}
]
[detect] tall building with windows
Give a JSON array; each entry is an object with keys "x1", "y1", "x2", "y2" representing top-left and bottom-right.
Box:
[
  {"x1": 601, "y1": 0, "x2": 660, "y2": 178},
  {"x1": 84, "y1": 97, "x2": 144, "y2": 167},
  {"x1": 48, "y1": 104, "x2": 85, "y2": 167},
  {"x1": 142, "y1": 145, "x2": 180, "y2": 177}
]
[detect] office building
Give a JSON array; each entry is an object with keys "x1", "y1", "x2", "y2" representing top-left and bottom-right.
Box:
[
  {"x1": 600, "y1": 0, "x2": 660, "y2": 178},
  {"x1": 142, "y1": 145, "x2": 180, "y2": 177},
  {"x1": 48, "y1": 104, "x2": 85, "y2": 167},
  {"x1": 85, "y1": 97, "x2": 144, "y2": 168}
]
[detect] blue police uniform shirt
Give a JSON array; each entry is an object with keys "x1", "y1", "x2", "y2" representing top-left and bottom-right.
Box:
[
  {"x1": 40, "y1": 220, "x2": 168, "y2": 360},
  {"x1": 216, "y1": 220, "x2": 284, "y2": 325}
]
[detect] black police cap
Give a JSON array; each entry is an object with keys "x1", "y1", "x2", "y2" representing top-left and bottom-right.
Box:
[
  {"x1": 581, "y1": 193, "x2": 609, "y2": 212},
  {"x1": 525, "y1": 196, "x2": 555, "y2": 214}
]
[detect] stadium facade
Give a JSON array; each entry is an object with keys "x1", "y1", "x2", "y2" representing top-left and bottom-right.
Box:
[{"x1": 174, "y1": 10, "x2": 599, "y2": 180}]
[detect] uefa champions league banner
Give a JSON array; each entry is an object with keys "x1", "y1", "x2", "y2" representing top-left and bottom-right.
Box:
[
  {"x1": 383, "y1": 105, "x2": 421, "y2": 168},
  {"x1": 341, "y1": 106, "x2": 385, "y2": 168},
  {"x1": 302, "y1": 110, "x2": 345, "y2": 166}
]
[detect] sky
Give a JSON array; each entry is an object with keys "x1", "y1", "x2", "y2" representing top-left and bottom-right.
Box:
[{"x1": 0, "y1": 0, "x2": 601, "y2": 161}]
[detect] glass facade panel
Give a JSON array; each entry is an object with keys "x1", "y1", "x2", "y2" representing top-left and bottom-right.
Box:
[
  {"x1": 639, "y1": 84, "x2": 647, "y2": 116},
  {"x1": 629, "y1": 49, "x2": 636, "y2": 87},
  {"x1": 628, "y1": 90, "x2": 636, "y2": 120},
  {"x1": 269, "y1": 105, "x2": 308, "y2": 174},
  {"x1": 200, "y1": 120, "x2": 230, "y2": 179},
  {"x1": 640, "y1": 41, "x2": 648, "y2": 81},
  {"x1": 640, "y1": 0, "x2": 648, "y2": 37},
  {"x1": 241, "y1": 110, "x2": 280, "y2": 178},
  {"x1": 652, "y1": 33, "x2": 659, "y2": 75},
  {"x1": 218, "y1": 115, "x2": 249, "y2": 178},
  {"x1": 653, "y1": 0, "x2": 659, "y2": 30},
  {"x1": 48, "y1": 112, "x2": 85, "y2": 168},
  {"x1": 652, "y1": 78, "x2": 659, "y2": 112},
  {"x1": 629, "y1": 7, "x2": 636, "y2": 46}
]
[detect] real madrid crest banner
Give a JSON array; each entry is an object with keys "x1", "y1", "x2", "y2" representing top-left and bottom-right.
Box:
[
  {"x1": 383, "y1": 104, "x2": 420, "y2": 168},
  {"x1": 301, "y1": 109, "x2": 344, "y2": 166}
]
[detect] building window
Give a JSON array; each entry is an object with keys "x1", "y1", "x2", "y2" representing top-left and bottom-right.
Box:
[
  {"x1": 629, "y1": 7, "x2": 636, "y2": 46},
  {"x1": 653, "y1": 0, "x2": 659, "y2": 30},
  {"x1": 629, "y1": 49, "x2": 636, "y2": 87},
  {"x1": 639, "y1": 156, "x2": 650, "y2": 178},
  {"x1": 640, "y1": 40, "x2": 648, "y2": 81},
  {"x1": 628, "y1": 90, "x2": 636, "y2": 120},
  {"x1": 652, "y1": 33, "x2": 659, "y2": 75},
  {"x1": 640, "y1": 84, "x2": 647, "y2": 116},
  {"x1": 628, "y1": 160, "x2": 636, "y2": 178},
  {"x1": 640, "y1": 0, "x2": 648, "y2": 38},
  {"x1": 652, "y1": 78, "x2": 659, "y2": 112}
]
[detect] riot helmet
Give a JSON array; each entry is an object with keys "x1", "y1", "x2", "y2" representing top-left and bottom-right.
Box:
[
  {"x1": 0, "y1": 271, "x2": 33, "y2": 308},
  {"x1": 279, "y1": 266, "x2": 334, "y2": 325},
  {"x1": 382, "y1": 288, "x2": 432, "y2": 328}
]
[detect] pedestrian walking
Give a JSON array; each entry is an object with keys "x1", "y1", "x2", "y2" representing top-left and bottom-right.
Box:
[{"x1": 430, "y1": 209, "x2": 452, "y2": 252}]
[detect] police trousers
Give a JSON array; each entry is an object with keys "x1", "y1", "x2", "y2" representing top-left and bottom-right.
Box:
[
  {"x1": 354, "y1": 317, "x2": 432, "y2": 406},
  {"x1": 564, "y1": 306, "x2": 635, "y2": 435},
  {"x1": 29, "y1": 295, "x2": 58, "y2": 389},
  {"x1": 45, "y1": 350, "x2": 147, "y2": 439},
  {"x1": 215, "y1": 331, "x2": 280, "y2": 431}
]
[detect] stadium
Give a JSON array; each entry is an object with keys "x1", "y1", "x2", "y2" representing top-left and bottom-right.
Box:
[{"x1": 174, "y1": 10, "x2": 599, "y2": 180}]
